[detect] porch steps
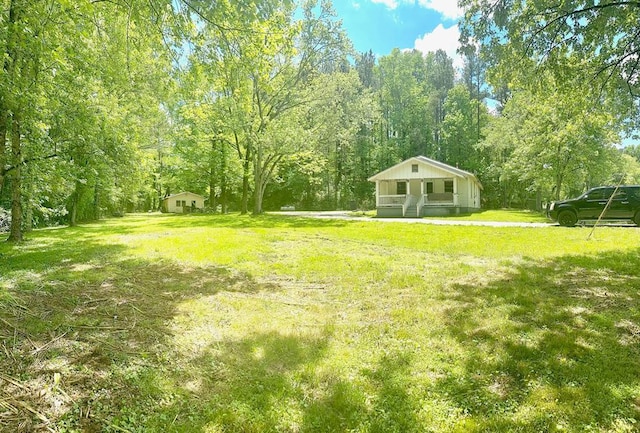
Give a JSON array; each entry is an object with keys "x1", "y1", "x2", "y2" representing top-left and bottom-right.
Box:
[{"x1": 404, "y1": 206, "x2": 419, "y2": 218}]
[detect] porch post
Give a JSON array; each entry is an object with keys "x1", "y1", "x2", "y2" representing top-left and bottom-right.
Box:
[
  {"x1": 375, "y1": 181, "x2": 380, "y2": 207},
  {"x1": 453, "y1": 178, "x2": 459, "y2": 206}
]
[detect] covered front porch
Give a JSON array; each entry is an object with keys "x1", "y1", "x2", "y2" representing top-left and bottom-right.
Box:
[{"x1": 375, "y1": 178, "x2": 459, "y2": 217}]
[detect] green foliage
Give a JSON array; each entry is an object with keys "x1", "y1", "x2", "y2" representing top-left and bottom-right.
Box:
[
  {"x1": 0, "y1": 0, "x2": 177, "y2": 239},
  {"x1": 441, "y1": 84, "x2": 488, "y2": 171},
  {"x1": 460, "y1": 0, "x2": 640, "y2": 103},
  {"x1": 478, "y1": 75, "x2": 623, "y2": 206},
  {"x1": 2, "y1": 0, "x2": 635, "y2": 238}
]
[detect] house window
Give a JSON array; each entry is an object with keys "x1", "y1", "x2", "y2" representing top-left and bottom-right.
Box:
[
  {"x1": 411, "y1": 164, "x2": 418, "y2": 173},
  {"x1": 426, "y1": 182, "x2": 434, "y2": 194},
  {"x1": 444, "y1": 180, "x2": 454, "y2": 193},
  {"x1": 397, "y1": 182, "x2": 407, "y2": 195},
  {"x1": 176, "y1": 200, "x2": 181, "y2": 207}
]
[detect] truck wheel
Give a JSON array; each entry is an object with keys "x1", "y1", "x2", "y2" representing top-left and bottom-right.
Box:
[{"x1": 558, "y1": 210, "x2": 577, "y2": 227}]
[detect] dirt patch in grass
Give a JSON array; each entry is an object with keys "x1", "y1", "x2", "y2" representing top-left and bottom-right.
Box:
[{"x1": 0, "y1": 258, "x2": 271, "y2": 432}]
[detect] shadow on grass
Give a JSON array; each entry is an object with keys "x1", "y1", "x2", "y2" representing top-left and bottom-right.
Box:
[
  {"x1": 439, "y1": 249, "x2": 640, "y2": 431},
  {"x1": 140, "y1": 343, "x2": 420, "y2": 433},
  {"x1": 1, "y1": 213, "x2": 351, "y2": 253},
  {"x1": 0, "y1": 236, "x2": 288, "y2": 431},
  {"x1": 0, "y1": 239, "x2": 431, "y2": 433},
  {"x1": 0, "y1": 224, "x2": 402, "y2": 433}
]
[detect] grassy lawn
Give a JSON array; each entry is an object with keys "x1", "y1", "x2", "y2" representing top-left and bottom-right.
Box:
[
  {"x1": 348, "y1": 209, "x2": 550, "y2": 223},
  {"x1": 1, "y1": 213, "x2": 640, "y2": 432},
  {"x1": 422, "y1": 209, "x2": 550, "y2": 223}
]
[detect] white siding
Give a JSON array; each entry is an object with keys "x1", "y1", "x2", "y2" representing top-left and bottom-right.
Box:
[
  {"x1": 457, "y1": 178, "x2": 469, "y2": 207},
  {"x1": 164, "y1": 193, "x2": 205, "y2": 213},
  {"x1": 370, "y1": 157, "x2": 482, "y2": 211},
  {"x1": 381, "y1": 161, "x2": 456, "y2": 180}
]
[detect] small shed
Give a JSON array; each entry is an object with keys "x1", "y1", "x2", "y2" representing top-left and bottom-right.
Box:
[
  {"x1": 163, "y1": 192, "x2": 205, "y2": 213},
  {"x1": 368, "y1": 156, "x2": 482, "y2": 217}
]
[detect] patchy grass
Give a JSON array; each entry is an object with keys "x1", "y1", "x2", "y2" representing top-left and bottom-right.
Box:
[{"x1": 1, "y1": 213, "x2": 640, "y2": 432}]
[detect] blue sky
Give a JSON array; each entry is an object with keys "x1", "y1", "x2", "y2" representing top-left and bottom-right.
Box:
[{"x1": 333, "y1": 0, "x2": 463, "y2": 65}]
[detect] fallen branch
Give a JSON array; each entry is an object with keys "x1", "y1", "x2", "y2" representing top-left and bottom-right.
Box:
[
  {"x1": 12, "y1": 399, "x2": 50, "y2": 424},
  {"x1": 0, "y1": 372, "x2": 28, "y2": 390},
  {"x1": 31, "y1": 332, "x2": 68, "y2": 356}
]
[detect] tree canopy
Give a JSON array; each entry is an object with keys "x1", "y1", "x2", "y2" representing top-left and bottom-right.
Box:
[
  {"x1": 1, "y1": 0, "x2": 639, "y2": 241},
  {"x1": 460, "y1": 1, "x2": 640, "y2": 101}
]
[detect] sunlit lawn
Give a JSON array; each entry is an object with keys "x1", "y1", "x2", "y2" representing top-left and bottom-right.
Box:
[
  {"x1": 349, "y1": 208, "x2": 550, "y2": 223},
  {"x1": 1, "y1": 213, "x2": 640, "y2": 432},
  {"x1": 422, "y1": 209, "x2": 550, "y2": 223}
]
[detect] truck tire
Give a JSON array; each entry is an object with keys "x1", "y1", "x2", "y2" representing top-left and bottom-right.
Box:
[{"x1": 558, "y1": 210, "x2": 577, "y2": 227}]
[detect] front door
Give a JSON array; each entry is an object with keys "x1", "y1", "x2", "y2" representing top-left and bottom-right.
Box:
[{"x1": 409, "y1": 179, "x2": 422, "y2": 198}]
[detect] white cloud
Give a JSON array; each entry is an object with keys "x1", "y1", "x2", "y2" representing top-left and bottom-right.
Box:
[
  {"x1": 413, "y1": 23, "x2": 463, "y2": 69},
  {"x1": 369, "y1": 0, "x2": 463, "y2": 18},
  {"x1": 371, "y1": 0, "x2": 399, "y2": 9},
  {"x1": 417, "y1": 0, "x2": 463, "y2": 20}
]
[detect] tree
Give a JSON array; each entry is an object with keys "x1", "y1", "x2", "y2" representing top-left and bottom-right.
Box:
[
  {"x1": 478, "y1": 79, "x2": 622, "y2": 207},
  {"x1": 459, "y1": 0, "x2": 640, "y2": 102},
  {"x1": 355, "y1": 50, "x2": 376, "y2": 88},
  {"x1": 441, "y1": 84, "x2": 487, "y2": 171},
  {"x1": 303, "y1": 70, "x2": 379, "y2": 209},
  {"x1": 185, "y1": 0, "x2": 350, "y2": 214},
  {"x1": 1, "y1": 0, "x2": 176, "y2": 240},
  {"x1": 426, "y1": 50, "x2": 455, "y2": 157},
  {"x1": 376, "y1": 49, "x2": 435, "y2": 160}
]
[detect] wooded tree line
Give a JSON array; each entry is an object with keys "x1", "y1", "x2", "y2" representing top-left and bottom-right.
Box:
[{"x1": 1, "y1": 0, "x2": 639, "y2": 241}]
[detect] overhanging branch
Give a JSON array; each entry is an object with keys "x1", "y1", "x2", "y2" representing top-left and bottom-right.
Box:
[{"x1": 1, "y1": 153, "x2": 58, "y2": 177}]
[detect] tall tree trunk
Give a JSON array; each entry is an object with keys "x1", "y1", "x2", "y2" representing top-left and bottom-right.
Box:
[
  {"x1": 156, "y1": 149, "x2": 163, "y2": 210},
  {"x1": 333, "y1": 141, "x2": 339, "y2": 209},
  {"x1": 7, "y1": 115, "x2": 22, "y2": 242},
  {"x1": 208, "y1": 174, "x2": 216, "y2": 211},
  {"x1": 93, "y1": 182, "x2": 100, "y2": 220},
  {"x1": 241, "y1": 158, "x2": 251, "y2": 215},
  {"x1": 69, "y1": 181, "x2": 82, "y2": 227},
  {"x1": 253, "y1": 144, "x2": 263, "y2": 215},
  {"x1": 0, "y1": 109, "x2": 7, "y2": 195},
  {"x1": 253, "y1": 152, "x2": 282, "y2": 215},
  {"x1": 209, "y1": 139, "x2": 217, "y2": 210},
  {"x1": 220, "y1": 142, "x2": 228, "y2": 214}
]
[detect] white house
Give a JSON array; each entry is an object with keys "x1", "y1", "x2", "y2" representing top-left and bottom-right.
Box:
[
  {"x1": 163, "y1": 192, "x2": 205, "y2": 213},
  {"x1": 368, "y1": 156, "x2": 482, "y2": 217}
]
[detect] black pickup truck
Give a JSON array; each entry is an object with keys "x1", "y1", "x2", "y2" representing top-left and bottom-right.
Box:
[{"x1": 548, "y1": 186, "x2": 640, "y2": 227}]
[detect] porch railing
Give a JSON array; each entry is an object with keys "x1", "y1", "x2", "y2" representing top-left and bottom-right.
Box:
[
  {"x1": 378, "y1": 195, "x2": 406, "y2": 206},
  {"x1": 423, "y1": 193, "x2": 458, "y2": 206},
  {"x1": 416, "y1": 194, "x2": 425, "y2": 215},
  {"x1": 402, "y1": 195, "x2": 412, "y2": 216}
]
